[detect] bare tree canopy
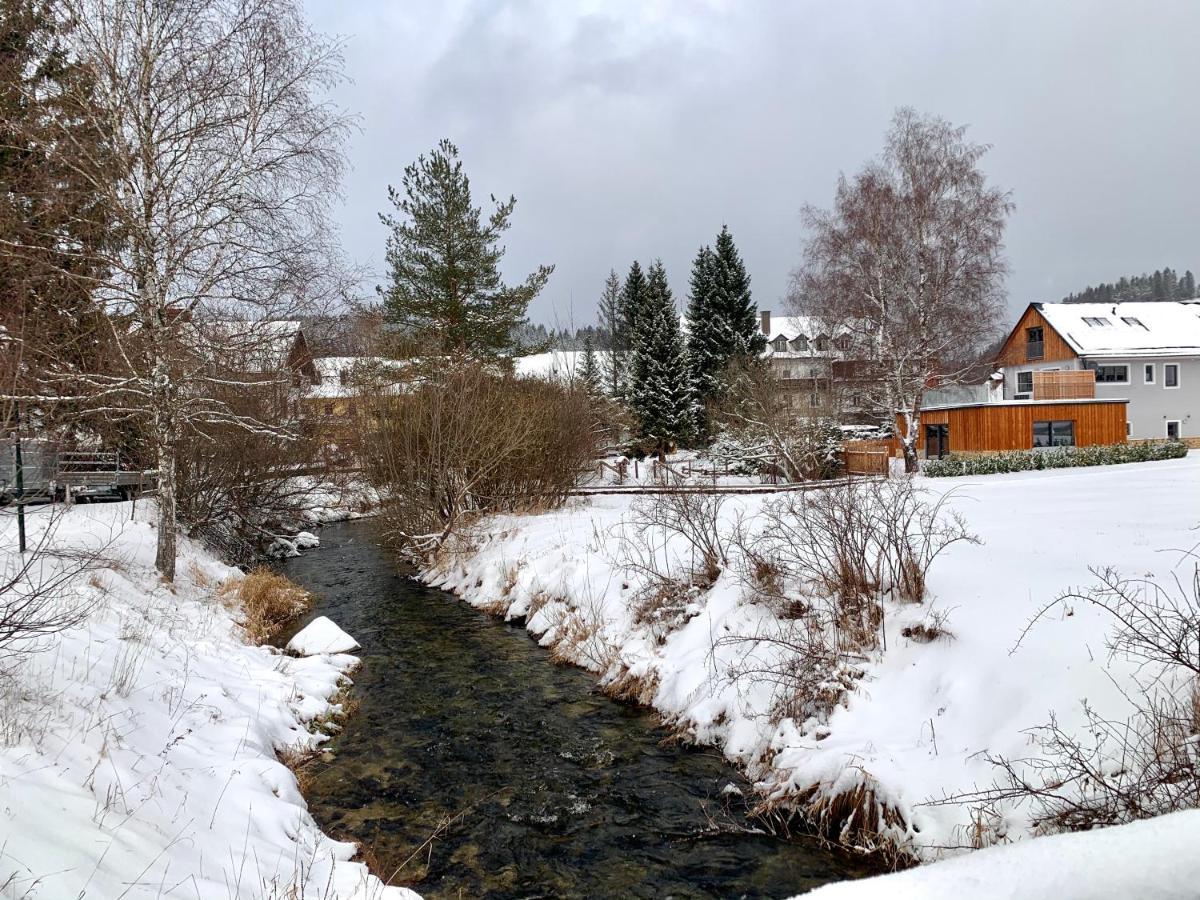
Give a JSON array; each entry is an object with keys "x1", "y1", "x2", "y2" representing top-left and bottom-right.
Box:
[
  {"x1": 7, "y1": 0, "x2": 353, "y2": 579},
  {"x1": 794, "y1": 107, "x2": 1013, "y2": 472}
]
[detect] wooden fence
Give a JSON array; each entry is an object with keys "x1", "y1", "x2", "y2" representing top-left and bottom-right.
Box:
[
  {"x1": 1033, "y1": 369, "x2": 1095, "y2": 400},
  {"x1": 842, "y1": 439, "x2": 891, "y2": 476}
]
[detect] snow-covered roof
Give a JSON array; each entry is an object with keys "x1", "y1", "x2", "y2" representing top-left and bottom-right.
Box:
[
  {"x1": 513, "y1": 349, "x2": 611, "y2": 381},
  {"x1": 197, "y1": 320, "x2": 307, "y2": 373},
  {"x1": 1037, "y1": 301, "x2": 1200, "y2": 358},
  {"x1": 763, "y1": 315, "x2": 836, "y2": 342},
  {"x1": 308, "y1": 355, "x2": 409, "y2": 398}
]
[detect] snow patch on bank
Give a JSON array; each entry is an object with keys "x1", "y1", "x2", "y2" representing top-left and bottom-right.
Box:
[
  {"x1": 0, "y1": 502, "x2": 416, "y2": 899},
  {"x1": 423, "y1": 452, "x2": 1200, "y2": 867}
]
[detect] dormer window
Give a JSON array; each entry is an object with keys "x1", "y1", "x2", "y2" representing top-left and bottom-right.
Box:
[
  {"x1": 773, "y1": 336, "x2": 788, "y2": 352},
  {"x1": 791, "y1": 336, "x2": 809, "y2": 352},
  {"x1": 814, "y1": 336, "x2": 828, "y2": 352},
  {"x1": 834, "y1": 336, "x2": 850, "y2": 351}
]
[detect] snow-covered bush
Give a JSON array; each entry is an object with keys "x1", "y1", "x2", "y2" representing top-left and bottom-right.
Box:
[{"x1": 924, "y1": 440, "x2": 1188, "y2": 477}]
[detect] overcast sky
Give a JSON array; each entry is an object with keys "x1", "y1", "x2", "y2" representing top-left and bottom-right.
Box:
[{"x1": 303, "y1": 0, "x2": 1200, "y2": 327}]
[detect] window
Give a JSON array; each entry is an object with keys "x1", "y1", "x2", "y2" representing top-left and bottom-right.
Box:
[
  {"x1": 773, "y1": 337, "x2": 788, "y2": 352},
  {"x1": 1144, "y1": 364, "x2": 1155, "y2": 384},
  {"x1": 815, "y1": 337, "x2": 829, "y2": 352},
  {"x1": 809, "y1": 394, "x2": 820, "y2": 408},
  {"x1": 1026, "y1": 326, "x2": 1044, "y2": 360},
  {"x1": 1167, "y1": 420, "x2": 1181, "y2": 440},
  {"x1": 792, "y1": 336, "x2": 809, "y2": 352},
  {"x1": 1165, "y1": 364, "x2": 1180, "y2": 388},
  {"x1": 1016, "y1": 371, "x2": 1034, "y2": 395},
  {"x1": 1082, "y1": 316, "x2": 1112, "y2": 327},
  {"x1": 1121, "y1": 316, "x2": 1148, "y2": 330},
  {"x1": 835, "y1": 336, "x2": 850, "y2": 351},
  {"x1": 1033, "y1": 420, "x2": 1075, "y2": 448},
  {"x1": 1089, "y1": 363, "x2": 1129, "y2": 384}
]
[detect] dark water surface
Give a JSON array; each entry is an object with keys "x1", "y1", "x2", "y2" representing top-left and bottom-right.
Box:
[{"x1": 281, "y1": 521, "x2": 871, "y2": 899}]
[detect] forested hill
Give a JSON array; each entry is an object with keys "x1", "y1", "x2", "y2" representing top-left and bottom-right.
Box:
[{"x1": 1063, "y1": 267, "x2": 1197, "y2": 303}]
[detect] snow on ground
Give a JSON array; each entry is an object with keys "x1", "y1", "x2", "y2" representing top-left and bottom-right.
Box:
[
  {"x1": 0, "y1": 501, "x2": 415, "y2": 899},
  {"x1": 800, "y1": 809, "x2": 1200, "y2": 899},
  {"x1": 424, "y1": 451, "x2": 1200, "y2": 869}
]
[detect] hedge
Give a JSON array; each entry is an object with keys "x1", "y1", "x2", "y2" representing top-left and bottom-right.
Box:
[{"x1": 923, "y1": 440, "x2": 1189, "y2": 477}]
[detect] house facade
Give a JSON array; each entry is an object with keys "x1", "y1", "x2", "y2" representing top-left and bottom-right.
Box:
[
  {"x1": 996, "y1": 301, "x2": 1200, "y2": 443},
  {"x1": 758, "y1": 311, "x2": 852, "y2": 414}
]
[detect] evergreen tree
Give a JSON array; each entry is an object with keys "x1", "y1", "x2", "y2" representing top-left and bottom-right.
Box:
[
  {"x1": 616, "y1": 260, "x2": 647, "y2": 397},
  {"x1": 0, "y1": 0, "x2": 118, "y2": 392},
  {"x1": 597, "y1": 269, "x2": 624, "y2": 395},
  {"x1": 1183, "y1": 270, "x2": 1197, "y2": 299},
  {"x1": 684, "y1": 244, "x2": 723, "y2": 415},
  {"x1": 685, "y1": 226, "x2": 767, "y2": 438},
  {"x1": 711, "y1": 225, "x2": 767, "y2": 358},
  {"x1": 629, "y1": 260, "x2": 693, "y2": 453},
  {"x1": 579, "y1": 334, "x2": 602, "y2": 394},
  {"x1": 379, "y1": 139, "x2": 553, "y2": 359}
]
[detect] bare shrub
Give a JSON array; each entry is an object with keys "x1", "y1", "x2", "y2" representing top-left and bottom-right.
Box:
[
  {"x1": 626, "y1": 485, "x2": 730, "y2": 586},
  {"x1": 0, "y1": 511, "x2": 104, "y2": 674},
  {"x1": 940, "y1": 563, "x2": 1200, "y2": 837},
  {"x1": 221, "y1": 568, "x2": 312, "y2": 644},
  {"x1": 711, "y1": 359, "x2": 845, "y2": 481},
  {"x1": 365, "y1": 365, "x2": 598, "y2": 562}
]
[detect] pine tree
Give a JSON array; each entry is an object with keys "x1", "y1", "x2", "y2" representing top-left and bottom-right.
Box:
[
  {"x1": 597, "y1": 269, "x2": 624, "y2": 395},
  {"x1": 711, "y1": 225, "x2": 766, "y2": 358},
  {"x1": 579, "y1": 334, "x2": 602, "y2": 394},
  {"x1": 1183, "y1": 271, "x2": 1197, "y2": 299},
  {"x1": 629, "y1": 260, "x2": 693, "y2": 453},
  {"x1": 379, "y1": 139, "x2": 553, "y2": 359},
  {"x1": 621, "y1": 260, "x2": 647, "y2": 341}
]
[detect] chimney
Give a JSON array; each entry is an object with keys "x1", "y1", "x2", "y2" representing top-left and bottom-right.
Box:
[{"x1": 760, "y1": 310, "x2": 771, "y2": 335}]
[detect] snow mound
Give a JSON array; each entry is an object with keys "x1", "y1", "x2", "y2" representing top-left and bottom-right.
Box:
[
  {"x1": 288, "y1": 615, "x2": 361, "y2": 655},
  {"x1": 800, "y1": 810, "x2": 1200, "y2": 899},
  {"x1": 294, "y1": 530, "x2": 320, "y2": 549}
]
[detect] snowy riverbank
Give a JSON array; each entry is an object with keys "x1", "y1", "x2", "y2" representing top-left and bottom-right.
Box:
[
  {"x1": 0, "y1": 501, "x2": 415, "y2": 899},
  {"x1": 423, "y1": 452, "x2": 1200, "y2": 876}
]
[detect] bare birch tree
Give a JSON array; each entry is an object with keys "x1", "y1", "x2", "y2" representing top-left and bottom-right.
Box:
[
  {"x1": 6, "y1": 0, "x2": 351, "y2": 579},
  {"x1": 794, "y1": 108, "x2": 1012, "y2": 472}
]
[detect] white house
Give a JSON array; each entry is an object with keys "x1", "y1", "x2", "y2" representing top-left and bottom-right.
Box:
[{"x1": 997, "y1": 301, "x2": 1200, "y2": 442}]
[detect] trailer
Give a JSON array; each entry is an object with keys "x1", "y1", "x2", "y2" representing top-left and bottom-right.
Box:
[{"x1": 2, "y1": 440, "x2": 154, "y2": 503}]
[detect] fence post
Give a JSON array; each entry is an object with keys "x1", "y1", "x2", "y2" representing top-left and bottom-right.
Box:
[{"x1": 13, "y1": 427, "x2": 26, "y2": 553}]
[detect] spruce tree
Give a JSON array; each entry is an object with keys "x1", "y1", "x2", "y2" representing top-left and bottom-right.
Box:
[
  {"x1": 597, "y1": 269, "x2": 624, "y2": 395},
  {"x1": 379, "y1": 139, "x2": 553, "y2": 359},
  {"x1": 629, "y1": 260, "x2": 693, "y2": 453},
  {"x1": 685, "y1": 226, "x2": 767, "y2": 438},
  {"x1": 711, "y1": 226, "x2": 767, "y2": 358},
  {"x1": 579, "y1": 334, "x2": 602, "y2": 394},
  {"x1": 684, "y1": 245, "x2": 726, "y2": 426}
]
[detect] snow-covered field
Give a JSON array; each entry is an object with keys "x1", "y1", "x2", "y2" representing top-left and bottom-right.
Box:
[
  {"x1": 0, "y1": 502, "x2": 415, "y2": 899},
  {"x1": 424, "y1": 452, "x2": 1200, "y2": 881}
]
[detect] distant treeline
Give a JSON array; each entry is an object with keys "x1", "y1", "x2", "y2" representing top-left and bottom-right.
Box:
[
  {"x1": 1063, "y1": 267, "x2": 1197, "y2": 304},
  {"x1": 512, "y1": 322, "x2": 609, "y2": 351}
]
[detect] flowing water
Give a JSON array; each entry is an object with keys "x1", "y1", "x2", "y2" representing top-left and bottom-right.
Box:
[{"x1": 281, "y1": 521, "x2": 872, "y2": 899}]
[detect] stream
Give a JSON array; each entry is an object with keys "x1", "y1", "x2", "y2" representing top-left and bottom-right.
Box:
[{"x1": 280, "y1": 521, "x2": 872, "y2": 899}]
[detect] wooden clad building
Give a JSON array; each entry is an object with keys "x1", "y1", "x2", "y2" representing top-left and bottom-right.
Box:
[{"x1": 910, "y1": 398, "x2": 1129, "y2": 458}]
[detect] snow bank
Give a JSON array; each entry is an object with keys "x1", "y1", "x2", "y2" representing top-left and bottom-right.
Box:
[
  {"x1": 288, "y1": 615, "x2": 360, "y2": 655},
  {"x1": 0, "y1": 502, "x2": 416, "y2": 900},
  {"x1": 799, "y1": 810, "x2": 1200, "y2": 899},
  {"x1": 423, "y1": 451, "x2": 1200, "y2": 869}
]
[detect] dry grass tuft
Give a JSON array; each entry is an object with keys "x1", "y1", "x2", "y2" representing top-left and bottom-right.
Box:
[{"x1": 221, "y1": 567, "x2": 312, "y2": 645}]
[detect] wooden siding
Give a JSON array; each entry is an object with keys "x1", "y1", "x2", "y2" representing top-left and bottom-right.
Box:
[
  {"x1": 1033, "y1": 369, "x2": 1095, "y2": 400},
  {"x1": 909, "y1": 401, "x2": 1127, "y2": 453},
  {"x1": 997, "y1": 306, "x2": 1078, "y2": 367}
]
